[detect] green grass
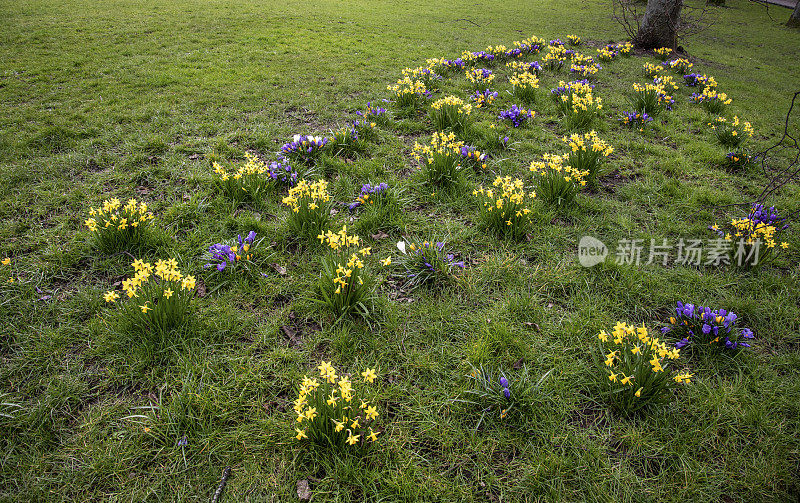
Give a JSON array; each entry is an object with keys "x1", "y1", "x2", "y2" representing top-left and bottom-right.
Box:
[{"x1": 2, "y1": 0, "x2": 800, "y2": 501}]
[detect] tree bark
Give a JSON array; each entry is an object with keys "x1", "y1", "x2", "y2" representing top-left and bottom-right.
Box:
[
  {"x1": 788, "y1": 1, "x2": 800, "y2": 28},
  {"x1": 634, "y1": 0, "x2": 683, "y2": 49}
]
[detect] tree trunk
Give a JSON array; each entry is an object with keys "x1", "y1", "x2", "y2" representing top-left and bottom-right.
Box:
[
  {"x1": 788, "y1": 1, "x2": 800, "y2": 28},
  {"x1": 634, "y1": 0, "x2": 683, "y2": 49}
]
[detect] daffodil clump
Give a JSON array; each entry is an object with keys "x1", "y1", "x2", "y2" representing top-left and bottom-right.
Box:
[
  {"x1": 562, "y1": 131, "x2": 613, "y2": 188},
  {"x1": 664, "y1": 57, "x2": 693, "y2": 74},
  {"x1": 630, "y1": 81, "x2": 675, "y2": 115},
  {"x1": 425, "y1": 57, "x2": 465, "y2": 76},
  {"x1": 104, "y1": 259, "x2": 196, "y2": 334},
  {"x1": 652, "y1": 74, "x2": 679, "y2": 92},
  {"x1": 474, "y1": 176, "x2": 535, "y2": 240},
  {"x1": 506, "y1": 60, "x2": 542, "y2": 75},
  {"x1": 429, "y1": 96, "x2": 473, "y2": 132},
  {"x1": 212, "y1": 153, "x2": 295, "y2": 203},
  {"x1": 595, "y1": 322, "x2": 689, "y2": 414},
  {"x1": 509, "y1": 71, "x2": 539, "y2": 103},
  {"x1": 654, "y1": 47, "x2": 673, "y2": 61},
  {"x1": 596, "y1": 46, "x2": 618, "y2": 62},
  {"x1": 551, "y1": 80, "x2": 603, "y2": 130},
  {"x1": 710, "y1": 115, "x2": 754, "y2": 148},
  {"x1": 662, "y1": 302, "x2": 755, "y2": 352},
  {"x1": 387, "y1": 76, "x2": 430, "y2": 109},
  {"x1": 529, "y1": 153, "x2": 587, "y2": 207},
  {"x1": 465, "y1": 68, "x2": 495, "y2": 91},
  {"x1": 683, "y1": 73, "x2": 717, "y2": 88},
  {"x1": 485, "y1": 44, "x2": 510, "y2": 61},
  {"x1": 569, "y1": 62, "x2": 601, "y2": 79},
  {"x1": 315, "y1": 226, "x2": 375, "y2": 319},
  {"x1": 394, "y1": 240, "x2": 465, "y2": 290},
  {"x1": 566, "y1": 35, "x2": 582, "y2": 46},
  {"x1": 412, "y1": 132, "x2": 465, "y2": 187},
  {"x1": 708, "y1": 203, "x2": 789, "y2": 267},
  {"x1": 84, "y1": 198, "x2": 155, "y2": 251},
  {"x1": 293, "y1": 362, "x2": 381, "y2": 449},
  {"x1": 401, "y1": 66, "x2": 441, "y2": 90},
  {"x1": 642, "y1": 62, "x2": 663, "y2": 78},
  {"x1": 281, "y1": 179, "x2": 332, "y2": 242},
  {"x1": 542, "y1": 45, "x2": 570, "y2": 71},
  {"x1": 691, "y1": 87, "x2": 732, "y2": 114}
]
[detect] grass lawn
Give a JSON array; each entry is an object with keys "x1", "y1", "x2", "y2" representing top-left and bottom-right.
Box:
[{"x1": 1, "y1": 0, "x2": 800, "y2": 501}]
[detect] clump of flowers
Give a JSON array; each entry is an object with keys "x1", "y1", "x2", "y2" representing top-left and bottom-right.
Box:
[
  {"x1": 485, "y1": 45, "x2": 511, "y2": 61},
  {"x1": 465, "y1": 68, "x2": 495, "y2": 91},
  {"x1": 566, "y1": 35, "x2": 582, "y2": 46},
  {"x1": 429, "y1": 96, "x2": 473, "y2": 132},
  {"x1": 281, "y1": 135, "x2": 329, "y2": 165},
  {"x1": 529, "y1": 153, "x2": 587, "y2": 207},
  {"x1": 426, "y1": 57, "x2": 465, "y2": 75},
  {"x1": 664, "y1": 58, "x2": 693, "y2": 74},
  {"x1": 549, "y1": 39, "x2": 564, "y2": 47},
  {"x1": 329, "y1": 124, "x2": 368, "y2": 156},
  {"x1": 513, "y1": 36, "x2": 545, "y2": 55},
  {"x1": 654, "y1": 47, "x2": 673, "y2": 61},
  {"x1": 213, "y1": 153, "x2": 298, "y2": 202},
  {"x1": 509, "y1": 71, "x2": 539, "y2": 103},
  {"x1": 618, "y1": 110, "x2": 654, "y2": 130},
  {"x1": 314, "y1": 227, "x2": 375, "y2": 319},
  {"x1": 292, "y1": 362, "x2": 381, "y2": 449},
  {"x1": 708, "y1": 203, "x2": 789, "y2": 267},
  {"x1": 691, "y1": 87, "x2": 732, "y2": 114},
  {"x1": 387, "y1": 76, "x2": 430, "y2": 109},
  {"x1": 474, "y1": 176, "x2": 536, "y2": 240},
  {"x1": 84, "y1": 197, "x2": 155, "y2": 251},
  {"x1": 348, "y1": 182, "x2": 390, "y2": 211},
  {"x1": 596, "y1": 46, "x2": 619, "y2": 62},
  {"x1": 542, "y1": 45, "x2": 569, "y2": 71},
  {"x1": 642, "y1": 62, "x2": 663, "y2": 78},
  {"x1": 570, "y1": 62, "x2": 601, "y2": 79},
  {"x1": 462, "y1": 50, "x2": 496, "y2": 65},
  {"x1": 562, "y1": 131, "x2": 614, "y2": 188},
  {"x1": 630, "y1": 82, "x2": 675, "y2": 115},
  {"x1": 356, "y1": 101, "x2": 389, "y2": 125},
  {"x1": 613, "y1": 41, "x2": 633, "y2": 56},
  {"x1": 470, "y1": 89, "x2": 498, "y2": 108},
  {"x1": 281, "y1": 179, "x2": 332, "y2": 242},
  {"x1": 412, "y1": 132, "x2": 466, "y2": 187},
  {"x1": 551, "y1": 80, "x2": 602, "y2": 130},
  {"x1": 662, "y1": 302, "x2": 755, "y2": 351},
  {"x1": 710, "y1": 116, "x2": 754, "y2": 148},
  {"x1": 683, "y1": 73, "x2": 717, "y2": 88},
  {"x1": 402, "y1": 66, "x2": 441, "y2": 90},
  {"x1": 594, "y1": 322, "x2": 688, "y2": 413},
  {"x1": 506, "y1": 60, "x2": 542, "y2": 76},
  {"x1": 498, "y1": 104, "x2": 535, "y2": 127},
  {"x1": 395, "y1": 240, "x2": 464, "y2": 289},
  {"x1": 722, "y1": 150, "x2": 756, "y2": 170},
  {"x1": 460, "y1": 364, "x2": 548, "y2": 427},
  {"x1": 653, "y1": 74, "x2": 679, "y2": 92},
  {"x1": 104, "y1": 259, "x2": 196, "y2": 334},
  {"x1": 203, "y1": 231, "x2": 259, "y2": 273},
  {"x1": 459, "y1": 144, "x2": 488, "y2": 170}
]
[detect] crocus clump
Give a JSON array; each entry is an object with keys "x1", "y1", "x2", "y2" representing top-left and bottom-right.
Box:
[
  {"x1": 662, "y1": 302, "x2": 755, "y2": 351},
  {"x1": 281, "y1": 135, "x2": 329, "y2": 165},
  {"x1": 618, "y1": 111, "x2": 654, "y2": 129},
  {"x1": 204, "y1": 231, "x2": 257, "y2": 272},
  {"x1": 349, "y1": 182, "x2": 390, "y2": 211},
  {"x1": 683, "y1": 73, "x2": 717, "y2": 88},
  {"x1": 470, "y1": 89, "x2": 498, "y2": 108},
  {"x1": 498, "y1": 105, "x2": 535, "y2": 127}
]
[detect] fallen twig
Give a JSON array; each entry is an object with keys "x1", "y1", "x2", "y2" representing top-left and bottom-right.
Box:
[{"x1": 210, "y1": 466, "x2": 231, "y2": 503}]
